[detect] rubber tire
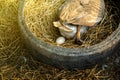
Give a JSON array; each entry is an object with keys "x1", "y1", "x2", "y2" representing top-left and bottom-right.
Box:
[{"x1": 18, "y1": 0, "x2": 120, "y2": 69}]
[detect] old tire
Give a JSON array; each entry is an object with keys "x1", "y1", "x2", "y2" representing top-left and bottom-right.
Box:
[{"x1": 18, "y1": 0, "x2": 120, "y2": 69}]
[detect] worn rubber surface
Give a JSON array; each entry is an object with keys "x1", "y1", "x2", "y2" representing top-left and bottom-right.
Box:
[{"x1": 18, "y1": 0, "x2": 120, "y2": 69}]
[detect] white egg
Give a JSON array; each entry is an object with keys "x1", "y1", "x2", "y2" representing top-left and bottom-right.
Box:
[{"x1": 56, "y1": 37, "x2": 65, "y2": 44}]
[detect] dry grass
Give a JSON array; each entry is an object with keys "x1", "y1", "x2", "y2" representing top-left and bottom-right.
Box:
[
  {"x1": 24, "y1": 0, "x2": 120, "y2": 48},
  {"x1": 0, "y1": 0, "x2": 120, "y2": 80}
]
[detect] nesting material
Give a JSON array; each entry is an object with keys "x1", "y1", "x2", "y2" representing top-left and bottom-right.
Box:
[{"x1": 24, "y1": 0, "x2": 120, "y2": 48}]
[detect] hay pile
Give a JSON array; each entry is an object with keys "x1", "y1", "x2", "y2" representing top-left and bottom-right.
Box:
[
  {"x1": 0, "y1": 0, "x2": 120, "y2": 79},
  {"x1": 24, "y1": 0, "x2": 120, "y2": 48}
]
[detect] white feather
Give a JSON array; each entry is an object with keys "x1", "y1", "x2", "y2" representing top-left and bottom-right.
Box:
[{"x1": 59, "y1": 23, "x2": 77, "y2": 39}]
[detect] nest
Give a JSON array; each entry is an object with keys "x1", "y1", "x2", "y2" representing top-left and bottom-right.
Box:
[{"x1": 24, "y1": 0, "x2": 120, "y2": 48}]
